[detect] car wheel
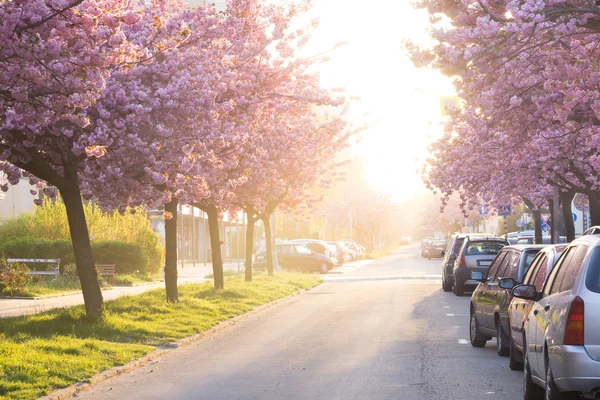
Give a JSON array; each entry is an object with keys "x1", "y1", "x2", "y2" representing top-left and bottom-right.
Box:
[
  {"x1": 509, "y1": 336, "x2": 524, "y2": 371},
  {"x1": 442, "y1": 277, "x2": 452, "y2": 292},
  {"x1": 469, "y1": 311, "x2": 487, "y2": 348},
  {"x1": 545, "y1": 364, "x2": 578, "y2": 400},
  {"x1": 454, "y1": 280, "x2": 464, "y2": 296},
  {"x1": 496, "y1": 321, "x2": 510, "y2": 357},
  {"x1": 524, "y1": 347, "x2": 544, "y2": 400},
  {"x1": 320, "y1": 263, "x2": 329, "y2": 274}
]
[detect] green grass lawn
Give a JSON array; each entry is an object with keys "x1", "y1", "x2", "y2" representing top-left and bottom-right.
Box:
[{"x1": 0, "y1": 272, "x2": 321, "y2": 400}]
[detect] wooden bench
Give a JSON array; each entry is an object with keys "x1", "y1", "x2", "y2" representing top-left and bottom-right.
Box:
[
  {"x1": 96, "y1": 264, "x2": 116, "y2": 284},
  {"x1": 7, "y1": 258, "x2": 60, "y2": 280}
]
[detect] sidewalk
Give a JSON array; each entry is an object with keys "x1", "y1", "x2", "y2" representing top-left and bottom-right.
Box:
[{"x1": 0, "y1": 262, "x2": 241, "y2": 319}]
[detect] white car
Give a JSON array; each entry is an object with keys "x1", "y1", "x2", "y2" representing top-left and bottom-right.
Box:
[{"x1": 343, "y1": 242, "x2": 360, "y2": 261}]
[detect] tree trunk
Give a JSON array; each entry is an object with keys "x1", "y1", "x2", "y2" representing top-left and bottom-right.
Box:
[
  {"x1": 206, "y1": 205, "x2": 224, "y2": 290},
  {"x1": 533, "y1": 209, "x2": 543, "y2": 244},
  {"x1": 245, "y1": 210, "x2": 256, "y2": 282},
  {"x1": 164, "y1": 199, "x2": 179, "y2": 302},
  {"x1": 550, "y1": 199, "x2": 557, "y2": 244},
  {"x1": 560, "y1": 191, "x2": 576, "y2": 242},
  {"x1": 588, "y1": 191, "x2": 600, "y2": 227},
  {"x1": 523, "y1": 198, "x2": 543, "y2": 244},
  {"x1": 262, "y1": 215, "x2": 274, "y2": 276},
  {"x1": 60, "y1": 180, "x2": 103, "y2": 319}
]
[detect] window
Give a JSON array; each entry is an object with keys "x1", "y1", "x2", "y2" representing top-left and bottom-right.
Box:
[
  {"x1": 494, "y1": 252, "x2": 515, "y2": 281},
  {"x1": 532, "y1": 255, "x2": 549, "y2": 292},
  {"x1": 486, "y1": 252, "x2": 507, "y2": 280},
  {"x1": 280, "y1": 245, "x2": 295, "y2": 256},
  {"x1": 547, "y1": 247, "x2": 576, "y2": 295},
  {"x1": 465, "y1": 241, "x2": 505, "y2": 256},
  {"x1": 452, "y1": 238, "x2": 465, "y2": 255},
  {"x1": 501, "y1": 252, "x2": 521, "y2": 280},
  {"x1": 295, "y1": 245, "x2": 312, "y2": 255},
  {"x1": 585, "y1": 246, "x2": 600, "y2": 294},
  {"x1": 558, "y1": 245, "x2": 588, "y2": 292},
  {"x1": 522, "y1": 252, "x2": 543, "y2": 285}
]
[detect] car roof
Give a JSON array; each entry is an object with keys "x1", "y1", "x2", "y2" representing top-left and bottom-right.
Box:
[
  {"x1": 463, "y1": 236, "x2": 506, "y2": 242},
  {"x1": 569, "y1": 234, "x2": 600, "y2": 247},
  {"x1": 501, "y1": 244, "x2": 547, "y2": 251}
]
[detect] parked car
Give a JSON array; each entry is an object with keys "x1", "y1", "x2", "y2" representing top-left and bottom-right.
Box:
[
  {"x1": 513, "y1": 235, "x2": 600, "y2": 400},
  {"x1": 425, "y1": 239, "x2": 447, "y2": 260},
  {"x1": 327, "y1": 241, "x2": 346, "y2": 266},
  {"x1": 452, "y1": 237, "x2": 509, "y2": 296},
  {"x1": 289, "y1": 239, "x2": 337, "y2": 264},
  {"x1": 254, "y1": 243, "x2": 333, "y2": 273},
  {"x1": 441, "y1": 233, "x2": 495, "y2": 292},
  {"x1": 468, "y1": 245, "x2": 545, "y2": 360},
  {"x1": 343, "y1": 241, "x2": 361, "y2": 261},
  {"x1": 506, "y1": 244, "x2": 566, "y2": 370}
]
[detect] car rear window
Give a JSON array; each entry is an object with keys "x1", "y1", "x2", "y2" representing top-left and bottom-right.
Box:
[
  {"x1": 586, "y1": 246, "x2": 600, "y2": 294},
  {"x1": 465, "y1": 241, "x2": 505, "y2": 256}
]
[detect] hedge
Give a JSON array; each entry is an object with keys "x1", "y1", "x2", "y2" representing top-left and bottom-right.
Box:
[{"x1": 0, "y1": 238, "x2": 154, "y2": 275}]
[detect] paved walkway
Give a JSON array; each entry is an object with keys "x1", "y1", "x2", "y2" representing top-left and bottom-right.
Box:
[
  {"x1": 0, "y1": 262, "x2": 241, "y2": 319},
  {"x1": 0, "y1": 259, "x2": 373, "y2": 318},
  {"x1": 0, "y1": 259, "x2": 372, "y2": 318}
]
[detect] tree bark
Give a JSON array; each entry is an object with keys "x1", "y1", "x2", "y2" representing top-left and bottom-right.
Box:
[
  {"x1": 262, "y1": 214, "x2": 274, "y2": 276},
  {"x1": 164, "y1": 199, "x2": 179, "y2": 302},
  {"x1": 588, "y1": 192, "x2": 600, "y2": 227},
  {"x1": 205, "y1": 205, "x2": 224, "y2": 290},
  {"x1": 549, "y1": 199, "x2": 557, "y2": 244},
  {"x1": 523, "y1": 198, "x2": 543, "y2": 244},
  {"x1": 60, "y1": 180, "x2": 103, "y2": 319},
  {"x1": 560, "y1": 191, "x2": 576, "y2": 242},
  {"x1": 245, "y1": 209, "x2": 256, "y2": 282}
]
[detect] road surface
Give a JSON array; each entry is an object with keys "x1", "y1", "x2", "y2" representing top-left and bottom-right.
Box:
[{"x1": 73, "y1": 245, "x2": 522, "y2": 400}]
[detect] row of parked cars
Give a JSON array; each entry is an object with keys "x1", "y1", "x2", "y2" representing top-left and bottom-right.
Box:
[
  {"x1": 252, "y1": 239, "x2": 366, "y2": 273},
  {"x1": 439, "y1": 230, "x2": 600, "y2": 399}
]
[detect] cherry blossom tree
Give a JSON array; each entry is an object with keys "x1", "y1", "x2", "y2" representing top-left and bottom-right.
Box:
[
  {"x1": 0, "y1": 0, "x2": 184, "y2": 318},
  {"x1": 407, "y1": 0, "x2": 600, "y2": 233}
]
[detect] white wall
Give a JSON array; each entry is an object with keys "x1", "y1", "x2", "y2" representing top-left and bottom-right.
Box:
[{"x1": 0, "y1": 178, "x2": 36, "y2": 219}]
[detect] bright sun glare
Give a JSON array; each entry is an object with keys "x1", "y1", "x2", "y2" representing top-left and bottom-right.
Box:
[{"x1": 305, "y1": 0, "x2": 455, "y2": 202}]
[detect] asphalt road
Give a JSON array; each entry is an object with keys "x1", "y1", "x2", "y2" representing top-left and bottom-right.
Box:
[{"x1": 73, "y1": 245, "x2": 522, "y2": 400}]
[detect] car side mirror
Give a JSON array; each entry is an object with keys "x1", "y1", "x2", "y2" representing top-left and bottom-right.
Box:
[
  {"x1": 449, "y1": 254, "x2": 457, "y2": 261},
  {"x1": 499, "y1": 277, "x2": 516, "y2": 290},
  {"x1": 441, "y1": 250, "x2": 445, "y2": 257},
  {"x1": 471, "y1": 271, "x2": 484, "y2": 282},
  {"x1": 511, "y1": 284, "x2": 538, "y2": 300}
]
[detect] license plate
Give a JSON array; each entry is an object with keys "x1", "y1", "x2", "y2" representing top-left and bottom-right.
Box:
[{"x1": 478, "y1": 260, "x2": 491, "y2": 267}]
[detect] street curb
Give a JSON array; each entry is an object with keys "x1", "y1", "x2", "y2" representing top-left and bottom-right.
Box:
[
  {"x1": 0, "y1": 290, "x2": 83, "y2": 300},
  {"x1": 37, "y1": 283, "x2": 319, "y2": 400},
  {"x1": 111, "y1": 281, "x2": 160, "y2": 288}
]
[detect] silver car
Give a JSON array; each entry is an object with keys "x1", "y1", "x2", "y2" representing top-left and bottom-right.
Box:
[
  {"x1": 452, "y1": 237, "x2": 508, "y2": 296},
  {"x1": 513, "y1": 235, "x2": 600, "y2": 399}
]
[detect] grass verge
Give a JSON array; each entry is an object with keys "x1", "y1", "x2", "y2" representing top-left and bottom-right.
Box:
[
  {"x1": 0, "y1": 272, "x2": 321, "y2": 400},
  {"x1": 112, "y1": 273, "x2": 159, "y2": 286}
]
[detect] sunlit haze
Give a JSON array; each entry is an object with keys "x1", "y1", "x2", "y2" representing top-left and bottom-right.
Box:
[{"x1": 305, "y1": 0, "x2": 455, "y2": 202}]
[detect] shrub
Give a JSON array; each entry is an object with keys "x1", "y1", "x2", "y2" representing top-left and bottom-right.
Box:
[
  {"x1": 92, "y1": 241, "x2": 148, "y2": 275},
  {"x1": 0, "y1": 239, "x2": 148, "y2": 275},
  {"x1": 0, "y1": 199, "x2": 163, "y2": 273},
  {"x1": 0, "y1": 256, "x2": 30, "y2": 296},
  {"x1": 1, "y1": 238, "x2": 74, "y2": 270}
]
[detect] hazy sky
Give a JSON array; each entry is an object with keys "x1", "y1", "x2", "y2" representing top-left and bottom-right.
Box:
[{"x1": 304, "y1": 0, "x2": 455, "y2": 202}]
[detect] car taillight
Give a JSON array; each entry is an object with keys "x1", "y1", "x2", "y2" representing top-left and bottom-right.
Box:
[
  {"x1": 458, "y1": 252, "x2": 467, "y2": 268},
  {"x1": 564, "y1": 296, "x2": 585, "y2": 345}
]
